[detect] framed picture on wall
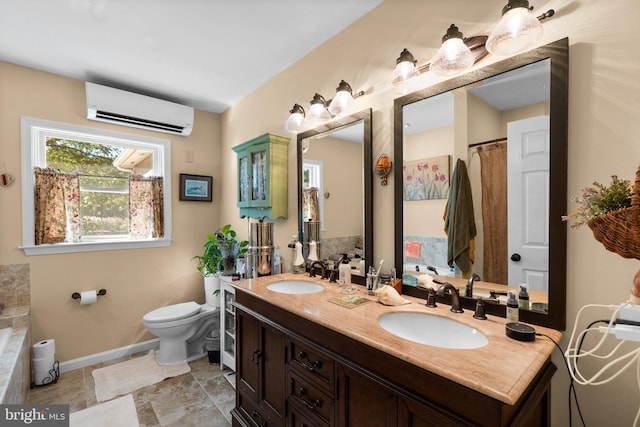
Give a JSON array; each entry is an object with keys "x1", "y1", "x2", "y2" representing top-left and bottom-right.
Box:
[
  {"x1": 403, "y1": 155, "x2": 450, "y2": 201},
  {"x1": 179, "y1": 174, "x2": 212, "y2": 202}
]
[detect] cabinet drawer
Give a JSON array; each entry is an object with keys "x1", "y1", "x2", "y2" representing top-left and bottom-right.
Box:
[
  {"x1": 288, "y1": 370, "x2": 334, "y2": 426},
  {"x1": 288, "y1": 399, "x2": 329, "y2": 427},
  {"x1": 288, "y1": 337, "x2": 335, "y2": 390},
  {"x1": 237, "y1": 391, "x2": 269, "y2": 427}
]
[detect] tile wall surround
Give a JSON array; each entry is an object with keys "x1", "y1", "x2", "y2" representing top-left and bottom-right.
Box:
[
  {"x1": 403, "y1": 235, "x2": 448, "y2": 270},
  {"x1": 321, "y1": 235, "x2": 363, "y2": 261},
  {"x1": 0, "y1": 263, "x2": 32, "y2": 404}
]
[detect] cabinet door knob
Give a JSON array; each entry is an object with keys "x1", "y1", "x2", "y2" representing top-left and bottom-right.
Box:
[
  {"x1": 251, "y1": 349, "x2": 262, "y2": 364},
  {"x1": 251, "y1": 410, "x2": 266, "y2": 427},
  {"x1": 511, "y1": 253, "x2": 522, "y2": 262}
]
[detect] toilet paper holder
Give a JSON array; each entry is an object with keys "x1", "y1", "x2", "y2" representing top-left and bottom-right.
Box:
[{"x1": 71, "y1": 289, "x2": 107, "y2": 300}]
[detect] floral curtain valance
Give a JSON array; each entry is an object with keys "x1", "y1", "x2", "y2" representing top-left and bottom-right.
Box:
[
  {"x1": 303, "y1": 187, "x2": 319, "y2": 222},
  {"x1": 34, "y1": 167, "x2": 80, "y2": 244},
  {"x1": 129, "y1": 175, "x2": 164, "y2": 239}
]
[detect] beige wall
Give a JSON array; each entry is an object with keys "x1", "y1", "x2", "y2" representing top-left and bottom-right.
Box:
[
  {"x1": 304, "y1": 135, "x2": 363, "y2": 239},
  {"x1": 220, "y1": 0, "x2": 640, "y2": 425},
  {"x1": 0, "y1": 62, "x2": 222, "y2": 361}
]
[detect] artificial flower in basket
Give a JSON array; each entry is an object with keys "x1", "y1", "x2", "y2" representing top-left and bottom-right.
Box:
[{"x1": 563, "y1": 166, "x2": 640, "y2": 302}]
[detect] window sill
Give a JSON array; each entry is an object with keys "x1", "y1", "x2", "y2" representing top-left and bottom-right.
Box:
[{"x1": 20, "y1": 238, "x2": 173, "y2": 256}]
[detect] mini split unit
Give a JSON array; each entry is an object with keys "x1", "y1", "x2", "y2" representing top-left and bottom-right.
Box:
[{"x1": 85, "y1": 82, "x2": 194, "y2": 136}]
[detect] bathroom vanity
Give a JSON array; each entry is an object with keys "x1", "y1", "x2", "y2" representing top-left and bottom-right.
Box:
[{"x1": 230, "y1": 274, "x2": 561, "y2": 427}]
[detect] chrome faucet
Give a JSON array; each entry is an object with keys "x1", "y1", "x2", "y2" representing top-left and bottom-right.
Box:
[
  {"x1": 465, "y1": 273, "x2": 482, "y2": 298},
  {"x1": 308, "y1": 260, "x2": 328, "y2": 280},
  {"x1": 436, "y1": 282, "x2": 463, "y2": 313}
]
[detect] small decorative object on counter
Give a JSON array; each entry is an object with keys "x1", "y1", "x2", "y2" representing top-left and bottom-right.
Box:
[
  {"x1": 631, "y1": 270, "x2": 640, "y2": 305},
  {"x1": 506, "y1": 290, "x2": 519, "y2": 322},
  {"x1": 375, "y1": 153, "x2": 392, "y2": 186},
  {"x1": 375, "y1": 285, "x2": 410, "y2": 306}
]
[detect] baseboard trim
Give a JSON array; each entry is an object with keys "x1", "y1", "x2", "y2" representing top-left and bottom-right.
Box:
[{"x1": 58, "y1": 339, "x2": 160, "y2": 373}]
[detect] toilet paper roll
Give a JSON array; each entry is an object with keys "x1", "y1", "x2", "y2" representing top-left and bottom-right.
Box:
[
  {"x1": 33, "y1": 339, "x2": 55, "y2": 359},
  {"x1": 33, "y1": 355, "x2": 55, "y2": 374},
  {"x1": 80, "y1": 290, "x2": 97, "y2": 305},
  {"x1": 33, "y1": 368, "x2": 55, "y2": 386}
]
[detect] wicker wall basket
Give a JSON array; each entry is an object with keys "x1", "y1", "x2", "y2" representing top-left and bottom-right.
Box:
[{"x1": 587, "y1": 165, "x2": 640, "y2": 260}]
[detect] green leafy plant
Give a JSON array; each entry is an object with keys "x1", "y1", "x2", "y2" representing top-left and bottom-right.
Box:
[
  {"x1": 562, "y1": 175, "x2": 633, "y2": 229},
  {"x1": 192, "y1": 224, "x2": 249, "y2": 276}
]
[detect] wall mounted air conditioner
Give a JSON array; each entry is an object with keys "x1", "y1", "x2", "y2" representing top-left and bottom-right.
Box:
[{"x1": 86, "y1": 82, "x2": 194, "y2": 136}]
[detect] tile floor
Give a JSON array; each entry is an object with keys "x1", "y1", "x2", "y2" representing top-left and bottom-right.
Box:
[{"x1": 27, "y1": 352, "x2": 235, "y2": 426}]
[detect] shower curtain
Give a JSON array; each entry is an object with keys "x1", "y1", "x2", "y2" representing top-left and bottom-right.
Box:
[{"x1": 477, "y1": 142, "x2": 508, "y2": 284}]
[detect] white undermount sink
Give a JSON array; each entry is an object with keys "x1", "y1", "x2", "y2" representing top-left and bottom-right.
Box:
[
  {"x1": 266, "y1": 280, "x2": 325, "y2": 295},
  {"x1": 378, "y1": 312, "x2": 488, "y2": 349}
]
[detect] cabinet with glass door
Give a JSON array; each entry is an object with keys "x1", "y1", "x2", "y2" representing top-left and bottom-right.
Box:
[{"x1": 232, "y1": 133, "x2": 289, "y2": 220}]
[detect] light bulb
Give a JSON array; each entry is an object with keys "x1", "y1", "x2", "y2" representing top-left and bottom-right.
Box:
[
  {"x1": 486, "y1": 3, "x2": 543, "y2": 56},
  {"x1": 284, "y1": 104, "x2": 306, "y2": 134},
  {"x1": 306, "y1": 93, "x2": 331, "y2": 127},
  {"x1": 328, "y1": 80, "x2": 355, "y2": 117},
  {"x1": 430, "y1": 25, "x2": 474, "y2": 76},
  {"x1": 392, "y1": 48, "x2": 420, "y2": 83}
]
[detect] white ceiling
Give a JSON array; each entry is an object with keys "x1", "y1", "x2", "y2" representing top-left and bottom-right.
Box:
[{"x1": 0, "y1": 0, "x2": 383, "y2": 113}]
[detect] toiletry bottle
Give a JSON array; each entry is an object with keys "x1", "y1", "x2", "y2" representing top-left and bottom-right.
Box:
[
  {"x1": 518, "y1": 284, "x2": 530, "y2": 310},
  {"x1": 339, "y1": 254, "x2": 351, "y2": 285},
  {"x1": 506, "y1": 290, "x2": 519, "y2": 323}
]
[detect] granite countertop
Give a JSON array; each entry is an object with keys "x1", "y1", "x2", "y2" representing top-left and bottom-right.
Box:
[{"x1": 230, "y1": 273, "x2": 562, "y2": 406}]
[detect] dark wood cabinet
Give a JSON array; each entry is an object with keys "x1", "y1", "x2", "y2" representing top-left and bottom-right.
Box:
[
  {"x1": 234, "y1": 308, "x2": 286, "y2": 426},
  {"x1": 232, "y1": 292, "x2": 555, "y2": 427}
]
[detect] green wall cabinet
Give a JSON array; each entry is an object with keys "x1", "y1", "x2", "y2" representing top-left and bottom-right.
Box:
[{"x1": 232, "y1": 133, "x2": 289, "y2": 220}]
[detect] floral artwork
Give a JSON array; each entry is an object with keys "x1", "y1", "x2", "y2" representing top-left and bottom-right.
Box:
[{"x1": 403, "y1": 155, "x2": 450, "y2": 200}]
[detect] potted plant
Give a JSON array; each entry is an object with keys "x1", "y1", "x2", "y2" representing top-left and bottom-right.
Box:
[{"x1": 193, "y1": 224, "x2": 249, "y2": 306}]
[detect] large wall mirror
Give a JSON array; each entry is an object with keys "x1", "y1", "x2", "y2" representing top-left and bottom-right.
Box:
[
  {"x1": 393, "y1": 39, "x2": 568, "y2": 330},
  {"x1": 297, "y1": 109, "x2": 372, "y2": 280}
]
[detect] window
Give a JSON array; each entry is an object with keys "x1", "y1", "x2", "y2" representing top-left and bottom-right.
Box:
[{"x1": 20, "y1": 117, "x2": 172, "y2": 255}]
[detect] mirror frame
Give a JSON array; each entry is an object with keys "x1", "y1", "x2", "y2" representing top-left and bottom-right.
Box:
[
  {"x1": 393, "y1": 39, "x2": 568, "y2": 330},
  {"x1": 297, "y1": 108, "x2": 373, "y2": 280}
]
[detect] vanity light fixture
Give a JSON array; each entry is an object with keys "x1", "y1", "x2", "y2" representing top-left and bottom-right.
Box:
[
  {"x1": 305, "y1": 93, "x2": 332, "y2": 128},
  {"x1": 486, "y1": 0, "x2": 555, "y2": 56},
  {"x1": 392, "y1": 48, "x2": 421, "y2": 84},
  {"x1": 430, "y1": 24, "x2": 475, "y2": 76},
  {"x1": 327, "y1": 80, "x2": 362, "y2": 117},
  {"x1": 284, "y1": 103, "x2": 306, "y2": 134}
]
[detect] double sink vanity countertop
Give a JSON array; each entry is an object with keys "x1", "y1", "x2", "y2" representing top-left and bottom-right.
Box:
[{"x1": 230, "y1": 273, "x2": 562, "y2": 406}]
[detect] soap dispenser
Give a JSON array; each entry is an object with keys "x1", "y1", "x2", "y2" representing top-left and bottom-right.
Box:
[
  {"x1": 506, "y1": 290, "x2": 519, "y2": 323},
  {"x1": 518, "y1": 284, "x2": 530, "y2": 310},
  {"x1": 338, "y1": 254, "x2": 351, "y2": 285}
]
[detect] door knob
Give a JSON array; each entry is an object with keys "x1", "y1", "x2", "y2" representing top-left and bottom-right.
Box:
[{"x1": 511, "y1": 253, "x2": 522, "y2": 262}]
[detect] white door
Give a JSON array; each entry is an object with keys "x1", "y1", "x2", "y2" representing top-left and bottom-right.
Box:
[{"x1": 507, "y1": 116, "x2": 550, "y2": 292}]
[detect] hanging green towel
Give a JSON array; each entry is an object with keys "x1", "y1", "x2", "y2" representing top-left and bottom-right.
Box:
[{"x1": 444, "y1": 159, "x2": 476, "y2": 276}]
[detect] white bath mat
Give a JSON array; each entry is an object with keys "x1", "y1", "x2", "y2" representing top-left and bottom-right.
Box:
[
  {"x1": 70, "y1": 394, "x2": 139, "y2": 427},
  {"x1": 92, "y1": 350, "x2": 190, "y2": 402}
]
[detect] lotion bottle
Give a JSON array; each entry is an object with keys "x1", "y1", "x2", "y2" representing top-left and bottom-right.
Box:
[{"x1": 506, "y1": 290, "x2": 519, "y2": 322}]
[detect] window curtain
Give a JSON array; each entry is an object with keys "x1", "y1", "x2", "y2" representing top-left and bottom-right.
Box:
[
  {"x1": 34, "y1": 167, "x2": 80, "y2": 244},
  {"x1": 129, "y1": 176, "x2": 164, "y2": 239},
  {"x1": 477, "y1": 142, "x2": 508, "y2": 284},
  {"x1": 303, "y1": 187, "x2": 319, "y2": 221}
]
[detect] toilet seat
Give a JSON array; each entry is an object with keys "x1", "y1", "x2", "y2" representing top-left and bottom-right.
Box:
[{"x1": 143, "y1": 301, "x2": 201, "y2": 324}]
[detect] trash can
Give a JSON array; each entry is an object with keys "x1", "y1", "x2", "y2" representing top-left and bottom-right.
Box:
[{"x1": 205, "y1": 329, "x2": 220, "y2": 364}]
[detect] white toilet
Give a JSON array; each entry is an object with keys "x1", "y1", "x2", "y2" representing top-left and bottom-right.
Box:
[{"x1": 143, "y1": 301, "x2": 219, "y2": 365}]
